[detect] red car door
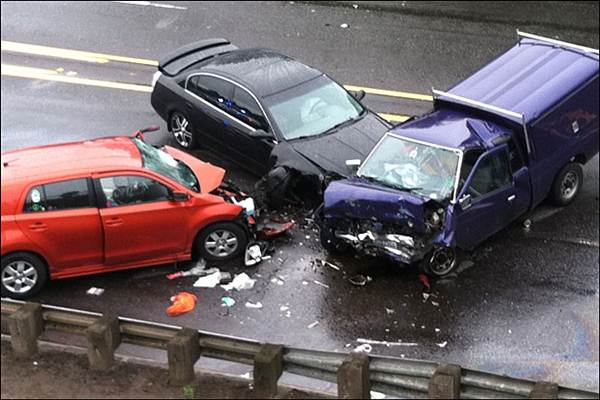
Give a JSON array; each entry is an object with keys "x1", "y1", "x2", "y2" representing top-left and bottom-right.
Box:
[
  {"x1": 95, "y1": 174, "x2": 190, "y2": 266},
  {"x1": 15, "y1": 178, "x2": 104, "y2": 271}
]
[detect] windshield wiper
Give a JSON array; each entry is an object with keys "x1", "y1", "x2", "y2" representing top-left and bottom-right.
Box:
[{"x1": 359, "y1": 174, "x2": 422, "y2": 193}]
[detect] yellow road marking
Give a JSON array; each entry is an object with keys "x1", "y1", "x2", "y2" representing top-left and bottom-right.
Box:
[
  {"x1": 1, "y1": 64, "x2": 152, "y2": 92},
  {"x1": 1, "y1": 41, "x2": 431, "y2": 102},
  {"x1": 1, "y1": 63, "x2": 410, "y2": 122},
  {"x1": 1, "y1": 41, "x2": 158, "y2": 66},
  {"x1": 344, "y1": 84, "x2": 433, "y2": 102}
]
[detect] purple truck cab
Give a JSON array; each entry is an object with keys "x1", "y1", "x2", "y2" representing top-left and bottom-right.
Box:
[{"x1": 319, "y1": 31, "x2": 599, "y2": 276}]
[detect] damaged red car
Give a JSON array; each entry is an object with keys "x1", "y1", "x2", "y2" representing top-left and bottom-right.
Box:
[{"x1": 1, "y1": 127, "x2": 254, "y2": 299}]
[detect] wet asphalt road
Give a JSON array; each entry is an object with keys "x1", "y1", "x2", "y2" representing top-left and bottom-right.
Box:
[{"x1": 1, "y1": 1, "x2": 599, "y2": 393}]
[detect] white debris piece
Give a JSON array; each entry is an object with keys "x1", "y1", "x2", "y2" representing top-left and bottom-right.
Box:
[
  {"x1": 319, "y1": 259, "x2": 341, "y2": 271},
  {"x1": 437, "y1": 341, "x2": 448, "y2": 348},
  {"x1": 307, "y1": 321, "x2": 320, "y2": 329},
  {"x1": 422, "y1": 292, "x2": 430, "y2": 301},
  {"x1": 385, "y1": 307, "x2": 395, "y2": 315},
  {"x1": 370, "y1": 391, "x2": 385, "y2": 399},
  {"x1": 240, "y1": 372, "x2": 251, "y2": 379},
  {"x1": 270, "y1": 277, "x2": 284, "y2": 286},
  {"x1": 353, "y1": 343, "x2": 373, "y2": 353},
  {"x1": 302, "y1": 280, "x2": 308, "y2": 285},
  {"x1": 33, "y1": 361, "x2": 39, "y2": 366},
  {"x1": 86, "y1": 287, "x2": 104, "y2": 296},
  {"x1": 340, "y1": 23, "x2": 349, "y2": 28},
  {"x1": 221, "y1": 273, "x2": 256, "y2": 291},
  {"x1": 245, "y1": 301, "x2": 263, "y2": 309},
  {"x1": 352, "y1": 4, "x2": 359, "y2": 9},
  {"x1": 280, "y1": 305, "x2": 289, "y2": 312},
  {"x1": 193, "y1": 271, "x2": 222, "y2": 288},
  {"x1": 357, "y1": 338, "x2": 418, "y2": 347},
  {"x1": 313, "y1": 280, "x2": 329, "y2": 289},
  {"x1": 431, "y1": 301, "x2": 439, "y2": 307},
  {"x1": 435, "y1": 328, "x2": 441, "y2": 333}
]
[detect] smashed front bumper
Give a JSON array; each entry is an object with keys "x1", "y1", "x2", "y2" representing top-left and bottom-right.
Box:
[{"x1": 334, "y1": 229, "x2": 431, "y2": 264}]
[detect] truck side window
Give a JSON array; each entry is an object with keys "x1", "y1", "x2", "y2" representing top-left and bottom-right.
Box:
[
  {"x1": 468, "y1": 150, "x2": 511, "y2": 199},
  {"x1": 458, "y1": 149, "x2": 484, "y2": 193},
  {"x1": 508, "y1": 138, "x2": 524, "y2": 172}
]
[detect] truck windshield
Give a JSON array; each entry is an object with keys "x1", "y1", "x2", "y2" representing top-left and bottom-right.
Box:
[
  {"x1": 358, "y1": 135, "x2": 461, "y2": 200},
  {"x1": 133, "y1": 138, "x2": 200, "y2": 192}
]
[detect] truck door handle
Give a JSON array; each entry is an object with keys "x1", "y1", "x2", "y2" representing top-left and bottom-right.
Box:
[
  {"x1": 28, "y1": 222, "x2": 47, "y2": 232},
  {"x1": 507, "y1": 194, "x2": 516, "y2": 202},
  {"x1": 105, "y1": 217, "x2": 123, "y2": 227}
]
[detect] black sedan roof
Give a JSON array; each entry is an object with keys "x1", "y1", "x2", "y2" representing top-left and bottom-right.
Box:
[{"x1": 195, "y1": 48, "x2": 323, "y2": 97}]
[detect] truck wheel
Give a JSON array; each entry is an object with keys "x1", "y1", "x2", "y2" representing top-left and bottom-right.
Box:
[
  {"x1": 169, "y1": 111, "x2": 197, "y2": 149},
  {"x1": 550, "y1": 163, "x2": 583, "y2": 206},
  {"x1": 1, "y1": 252, "x2": 48, "y2": 299},
  {"x1": 420, "y1": 247, "x2": 459, "y2": 277},
  {"x1": 195, "y1": 222, "x2": 248, "y2": 262},
  {"x1": 319, "y1": 224, "x2": 349, "y2": 254}
]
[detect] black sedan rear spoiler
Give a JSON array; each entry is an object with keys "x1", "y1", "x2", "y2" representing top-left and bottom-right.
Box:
[{"x1": 158, "y1": 38, "x2": 238, "y2": 76}]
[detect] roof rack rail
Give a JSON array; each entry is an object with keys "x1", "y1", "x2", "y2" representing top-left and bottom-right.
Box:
[
  {"x1": 517, "y1": 30, "x2": 599, "y2": 55},
  {"x1": 432, "y1": 88, "x2": 533, "y2": 156}
]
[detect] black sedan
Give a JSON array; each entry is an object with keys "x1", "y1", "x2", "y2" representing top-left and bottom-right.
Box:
[{"x1": 151, "y1": 38, "x2": 391, "y2": 207}]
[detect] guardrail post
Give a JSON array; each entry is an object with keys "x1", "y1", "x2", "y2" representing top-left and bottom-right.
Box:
[
  {"x1": 337, "y1": 353, "x2": 371, "y2": 399},
  {"x1": 253, "y1": 343, "x2": 283, "y2": 398},
  {"x1": 529, "y1": 381, "x2": 559, "y2": 399},
  {"x1": 8, "y1": 302, "x2": 43, "y2": 358},
  {"x1": 85, "y1": 314, "x2": 121, "y2": 370},
  {"x1": 167, "y1": 328, "x2": 200, "y2": 386},
  {"x1": 429, "y1": 364, "x2": 462, "y2": 399}
]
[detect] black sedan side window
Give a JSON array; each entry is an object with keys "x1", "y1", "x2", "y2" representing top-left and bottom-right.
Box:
[
  {"x1": 187, "y1": 75, "x2": 234, "y2": 113},
  {"x1": 232, "y1": 87, "x2": 268, "y2": 131}
]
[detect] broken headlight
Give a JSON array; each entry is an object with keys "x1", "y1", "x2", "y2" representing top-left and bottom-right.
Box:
[{"x1": 425, "y1": 208, "x2": 444, "y2": 231}]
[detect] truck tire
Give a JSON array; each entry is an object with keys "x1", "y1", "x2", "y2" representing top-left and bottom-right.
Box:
[
  {"x1": 1, "y1": 252, "x2": 48, "y2": 299},
  {"x1": 419, "y1": 247, "x2": 459, "y2": 277},
  {"x1": 550, "y1": 163, "x2": 583, "y2": 206}
]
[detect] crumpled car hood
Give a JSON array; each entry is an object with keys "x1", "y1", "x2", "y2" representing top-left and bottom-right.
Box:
[
  {"x1": 287, "y1": 112, "x2": 388, "y2": 176},
  {"x1": 163, "y1": 146, "x2": 225, "y2": 193},
  {"x1": 323, "y1": 177, "x2": 428, "y2": 232}
]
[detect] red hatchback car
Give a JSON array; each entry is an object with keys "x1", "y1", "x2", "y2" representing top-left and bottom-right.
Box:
[{"x1": 1, "y1": 131, "x2": 252, "y2": 299}]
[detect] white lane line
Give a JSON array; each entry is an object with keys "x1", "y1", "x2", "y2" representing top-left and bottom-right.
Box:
[{"x1": 112, "y1": 1, "x2": 188, "y2": 10}]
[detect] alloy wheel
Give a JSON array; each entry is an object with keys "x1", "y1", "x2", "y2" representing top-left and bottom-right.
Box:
[
  {"x1": 204, "y1": 230, "x2": 239, "y2": 258},
  {"x1": 2, "y1": 261, "x2": 38, "y2": 294}
]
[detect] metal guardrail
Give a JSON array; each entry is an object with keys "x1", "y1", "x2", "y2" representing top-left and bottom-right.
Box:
[{"x1": 1, "y1": 298, "x2": 598, "y2": 399}]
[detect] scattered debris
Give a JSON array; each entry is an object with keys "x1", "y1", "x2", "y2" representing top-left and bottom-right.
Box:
[
  {"x1": 431, "y1": 301, "x2": 440, "y2": 307},
  {"x1": 166, "y1": 292, "x2": 197, "y2": 316},
  {"x1": 422, "y1": 292, "x2": 430, "y2": 301},
  {"x1": 418, "y1": 273, "x2": 431, "y2": 291},
  {"x1": 258, "y1": 218, "x2": 295, "y2": 238},
  {"x1": 166, "y1": 259, "x2": 213, "y2": 280},
  {"x1": 33, "y1": 361, "x2": 39, "y2": 366},
  {"x1": 385, "y1": 307, "x2": 395, "y2": 315},
  {"x1": 357, "y1": 338, "x2": 418, "y2": 347},
  {"x1": 437, "y1": 341, "x2": 448, "y2": 348},
  {"x1": 270, "y1": 277, "x2": 284, "y2": 286},
  {"x1": 352, "y1": 4, "x2": 359, "y2": 9},
  {"x1": 353, "y1": 343, "x2": 373, "y2": 353},
  {"x1": 317, "y1": 258, "x2": 341, "y2": 271},
  {"x1": 370, "y1": 391, "x2": 385, "y2": 399},
  {"x1": 435, "y1": 328, "x2": 441, "y2": 333},
  {"x1": 240, "y1": 372, "x2": 251, "y2": 379},
  {"x1": 245, "y1": 301, "x2": 263, "y2": 309},
  {"x1": 221, "y1": 273, "x2": 256, "y2": 291},
  {"x1": 340, "y1": 23, "x2": 349, "y2": 28},
  {"x1": 221, "y1": 296, "x2": 236, "y2": 307},
  {"x1": 348, "y1": 274, "x2": 372, "y2": 286},
  {"x1": 280, "y1": 306, "x2": 289, "y2": 312},
  {"x1": 302, "y1": 280, "x2": 309, "y2": 285},
  {"x1": 86, "y1": 287, "x2": 104, "y2": 296},
  {"x1": 313, "y1": 280, "x2": 329, "y2": 289},
  {"x1": 523, "y1": 219, "x2": 532, "y2": 230},
  {"x1": 245, "y1": 242, "x2": 270, "y2": 267},
  {"x1": 193, "y1": 271, "x2": 223, "y2": 288},
  {"x1": 307, "y1": 321, "x2": 320, "y2": 329}
]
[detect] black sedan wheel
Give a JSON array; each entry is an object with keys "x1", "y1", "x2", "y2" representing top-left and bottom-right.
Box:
[{"x1": 170, "y1": 112, "x2": 196, "y2": 149}]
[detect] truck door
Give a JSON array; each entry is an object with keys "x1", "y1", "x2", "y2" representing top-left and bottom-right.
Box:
[{"x1": 454, "y1": 145, "x2": 516, "y2": 249}]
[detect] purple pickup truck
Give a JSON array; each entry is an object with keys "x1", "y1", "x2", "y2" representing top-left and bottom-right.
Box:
[{"x1": 319, "y1": 31, "x2": 599, "y2": 276}]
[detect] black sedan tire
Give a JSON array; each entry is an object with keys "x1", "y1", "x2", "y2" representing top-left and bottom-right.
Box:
[{"x1": 169, "y1": 111, "x2": 197, "y2": 149}]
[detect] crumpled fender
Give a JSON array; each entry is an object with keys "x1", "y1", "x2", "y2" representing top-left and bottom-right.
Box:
[{"x1": 268, "y1": 142, "x2": 323, "y2": 178}]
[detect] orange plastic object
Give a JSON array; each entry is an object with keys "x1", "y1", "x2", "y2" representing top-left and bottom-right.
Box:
[{"x1": 166, "y1": 292, "x2": 198, "y2": 316}]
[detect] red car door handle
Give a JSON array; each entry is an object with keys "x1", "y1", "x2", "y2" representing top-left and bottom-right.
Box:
[
  {"x1": 105, "y1": 217, "x2": 123, "y2": 227},
  {"x1": 28, "y1": 222, "x2": 47, "y2": 232}
]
